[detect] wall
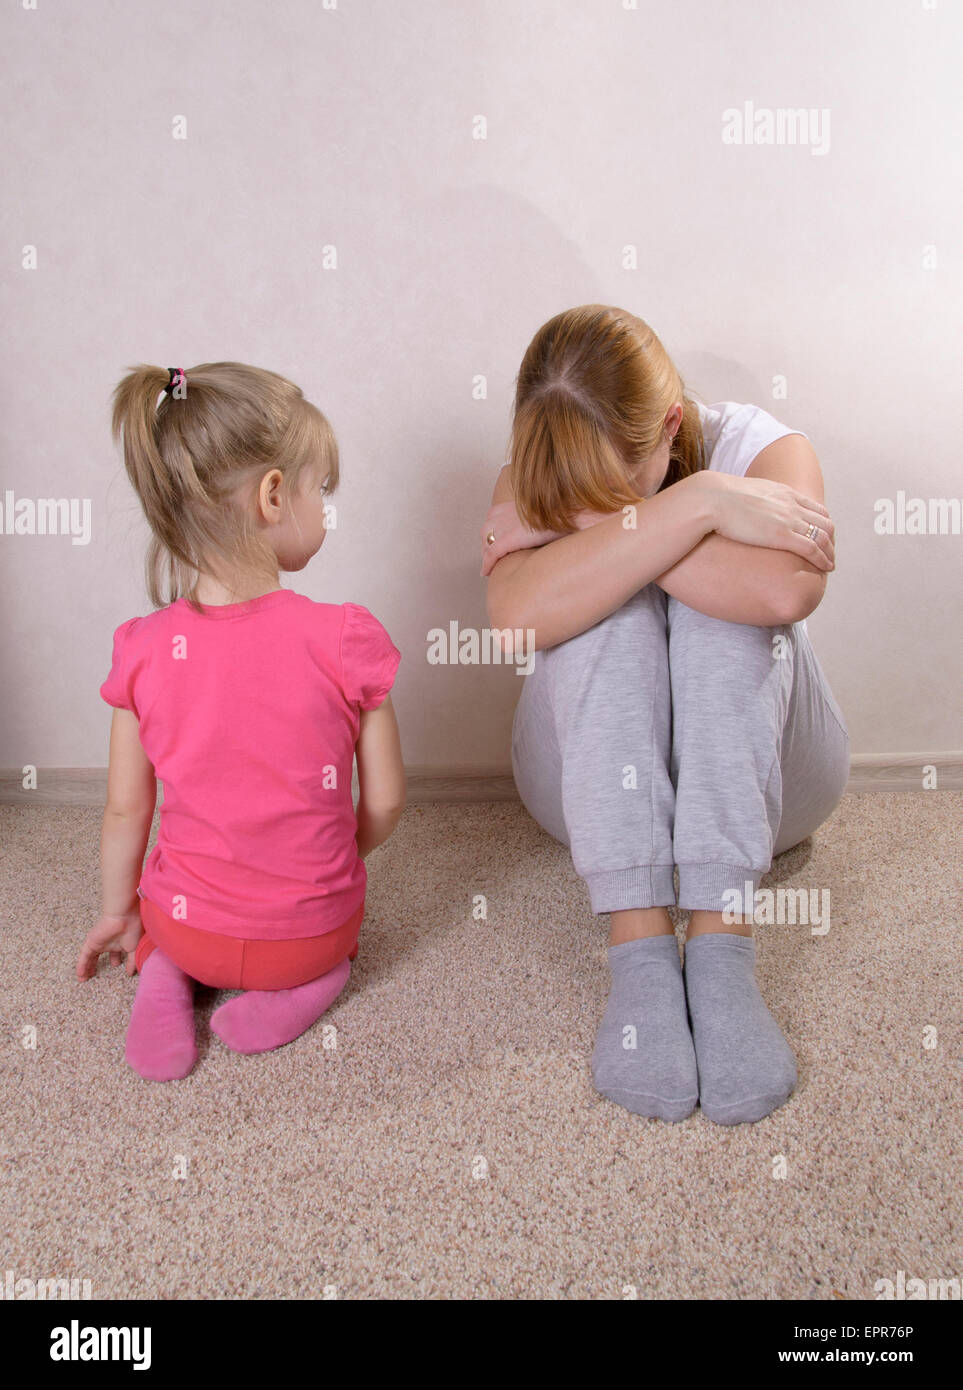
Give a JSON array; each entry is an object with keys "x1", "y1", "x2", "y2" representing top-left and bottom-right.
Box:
[{"x1": 2, "y1": 0, "x2": 960, "y2": 778}]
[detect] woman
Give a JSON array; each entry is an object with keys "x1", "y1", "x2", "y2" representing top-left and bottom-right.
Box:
[{"x1": 481, "y1": 305, "x2": 850, "y2": 1125}]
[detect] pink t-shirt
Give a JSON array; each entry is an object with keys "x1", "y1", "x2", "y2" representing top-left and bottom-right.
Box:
[{"x1": 100, "y1": 589, "x2": 401, "y2": 939}]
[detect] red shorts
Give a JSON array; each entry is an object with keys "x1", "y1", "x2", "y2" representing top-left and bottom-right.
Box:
[{"x1": 135, "y1": 895, "x2": 362, "y2": 991}]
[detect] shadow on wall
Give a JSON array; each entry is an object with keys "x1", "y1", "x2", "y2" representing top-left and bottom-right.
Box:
[
  {"x1": 326, "y1": 181, "x2": 782, "y2": 762},
  {"x1": 345, "y1": 182, "x2": 610, "y2": 762}
]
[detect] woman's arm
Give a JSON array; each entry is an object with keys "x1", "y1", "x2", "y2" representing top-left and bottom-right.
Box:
[
  {"x1": 486, "y1": 471, "x2": 717, "y2": 651},
  {"x1": 653, "y1": 434, "x2": 831, "y2": 625},
  {"x1": 485, "y1": 450, "x2": 833, "y2": 650}
]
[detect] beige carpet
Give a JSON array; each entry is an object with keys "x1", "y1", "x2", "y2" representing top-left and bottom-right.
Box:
[{"x1": 1, "y1": 793, "x2": 960, "y2": 1300}]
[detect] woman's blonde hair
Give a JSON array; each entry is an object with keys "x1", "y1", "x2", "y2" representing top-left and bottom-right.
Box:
[
  {"x1": 509, "y1": 305, "x2": 706, "y2": 532},
  {"x1": 110, "y1": 361, "x2": 339, "y2": 612}
]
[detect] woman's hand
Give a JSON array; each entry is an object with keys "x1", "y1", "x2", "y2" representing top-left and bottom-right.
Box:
[
  {"x1": 480, "y1": 499, "x2": 615, "y2": 577},
  {"x1": 76, "y1": 911, "x2": 143, "y2": 980},
  {"x1": 695, "y1": 471, "x2": 835, "y2": 570},
  {"x1": 480, "y1": 500, "x2": 564, "y2": 577}
]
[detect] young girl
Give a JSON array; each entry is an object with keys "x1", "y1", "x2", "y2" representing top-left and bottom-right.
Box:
[
  {"x1": 76, "y1": 362, "x2": 405, "y2": 1082},
  {"x1": 481, "y1": 306, "x2": 850, "y2": 1125}
]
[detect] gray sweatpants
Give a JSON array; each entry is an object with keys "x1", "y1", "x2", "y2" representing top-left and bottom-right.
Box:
[{"x1": 511, "y1": 586, "x2": 851, "y2": 913}]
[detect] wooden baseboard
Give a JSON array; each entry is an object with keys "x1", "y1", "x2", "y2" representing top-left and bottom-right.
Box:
[
  {"x1": 844, "y1": 753, "x2": 962, "y2": 794},
  {"x1": 1, "y1": 755, "x2": 961, "y2": 806}
]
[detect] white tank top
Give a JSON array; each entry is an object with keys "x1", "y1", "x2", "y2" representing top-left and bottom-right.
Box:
[{"x1": 696, "y1": 399, "x2": 809, "y2": 477}]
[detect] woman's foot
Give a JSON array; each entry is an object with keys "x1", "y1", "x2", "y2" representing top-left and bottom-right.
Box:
[
  {"x1": 125, "y1": 948, "x2": 197, "y2": 1082},
  {"x1": 211, "y1": 957, "x2": 351, "y2": 1055},
  {"x1": 683, "y1": 932, "x2": 797, "y2": 1124},
  {"x1": 592, "y1": 933, "x2": 698, "y2": 1121}
]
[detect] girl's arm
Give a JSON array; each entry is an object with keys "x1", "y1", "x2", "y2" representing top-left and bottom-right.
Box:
[
  {"x1": 77, "y1": 709, "x2": 157, "y2": 979},
  {"x1": 653, "y1": 434, "x2": 831, "y2": 625},
  {"x1": 354, "y1": 694, "x2": 405, "y2": 859}
]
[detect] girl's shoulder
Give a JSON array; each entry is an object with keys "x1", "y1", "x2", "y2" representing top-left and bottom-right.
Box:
[
  {"x1": 105, "y1": 609, "x2": 154, "y2": 653},
  {"x1": 276, "y1": 595, "x2": 400, "y2": 687},
  {"x1": 285, "y1": 593, "x2": 395, "y2": 642},
  {"x1": 109, "y1": 593, "x2": 392, "y2": 640},
  {"x1": 338, "y1": 602, "x2": 401, "y2": 709}
]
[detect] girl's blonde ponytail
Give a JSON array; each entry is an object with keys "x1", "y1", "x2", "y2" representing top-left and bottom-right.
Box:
[{"x1": 110, "y1": 361, "x2": 338, "y2": 612}]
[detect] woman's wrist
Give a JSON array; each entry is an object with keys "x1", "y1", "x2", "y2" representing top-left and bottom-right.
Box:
[{"x1": 678, "y1": 469, "x2": 724, "y2": 537}]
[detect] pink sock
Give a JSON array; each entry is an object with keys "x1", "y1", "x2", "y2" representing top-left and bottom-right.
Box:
[
  {"x1": 125, "y1": 948, "x2": 197, "y2": 1082},
  {"x1": 210, "y1": 957, "x2": 351, "y2": 1055}
]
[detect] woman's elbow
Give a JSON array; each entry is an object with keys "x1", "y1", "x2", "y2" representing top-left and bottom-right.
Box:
[
  {"x1": 486, "y1": 587, "x2": 524, "y2": 641},
  {"x1": 772, "y1": 573, "x2": 827, "y2": 626}
]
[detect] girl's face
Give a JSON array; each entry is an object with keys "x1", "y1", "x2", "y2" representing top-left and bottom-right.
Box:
[{"x1": 272, "y1": 462, "x2": 331, "y2": 572}]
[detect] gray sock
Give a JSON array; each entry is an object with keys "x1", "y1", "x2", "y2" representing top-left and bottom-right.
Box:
[
  {"x1": 683, "y1": 933, "x2": 797, "y2": 1125},
  {"x1": 591, "y1": 934, "x2": 698, "y2": 1122}
]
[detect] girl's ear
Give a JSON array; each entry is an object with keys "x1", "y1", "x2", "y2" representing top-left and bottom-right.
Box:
[{"x1": 256, "y1": 468, "x2": 285, "y2": 524}]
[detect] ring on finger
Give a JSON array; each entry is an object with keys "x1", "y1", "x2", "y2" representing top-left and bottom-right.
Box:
[{"x1": 806, "y1": 523, "x2": 819, "y2": 541}]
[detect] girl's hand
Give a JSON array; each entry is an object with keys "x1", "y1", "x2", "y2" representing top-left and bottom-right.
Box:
[
  {"x1": 696, "y1": 471, "x2": 835, "y2": 570},
  {"x1": 76, "y1": 911, "x2": 143, "y2": 980}
]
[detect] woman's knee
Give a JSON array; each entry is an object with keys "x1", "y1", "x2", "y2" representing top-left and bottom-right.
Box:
[
  {"x1": 666, "y1": 598, "x2": 791, "y2": 714},
  {"x1": 548, "y1": 584, "x2": 670, "y2": 682},
  {"x1": 666, "y1": 592, "x2": 783, "y2": 653}
]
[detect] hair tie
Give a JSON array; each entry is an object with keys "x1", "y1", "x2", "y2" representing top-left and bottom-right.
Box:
[{"x1": 164, "y1": 367, "x2": 186, "y2": 396}]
